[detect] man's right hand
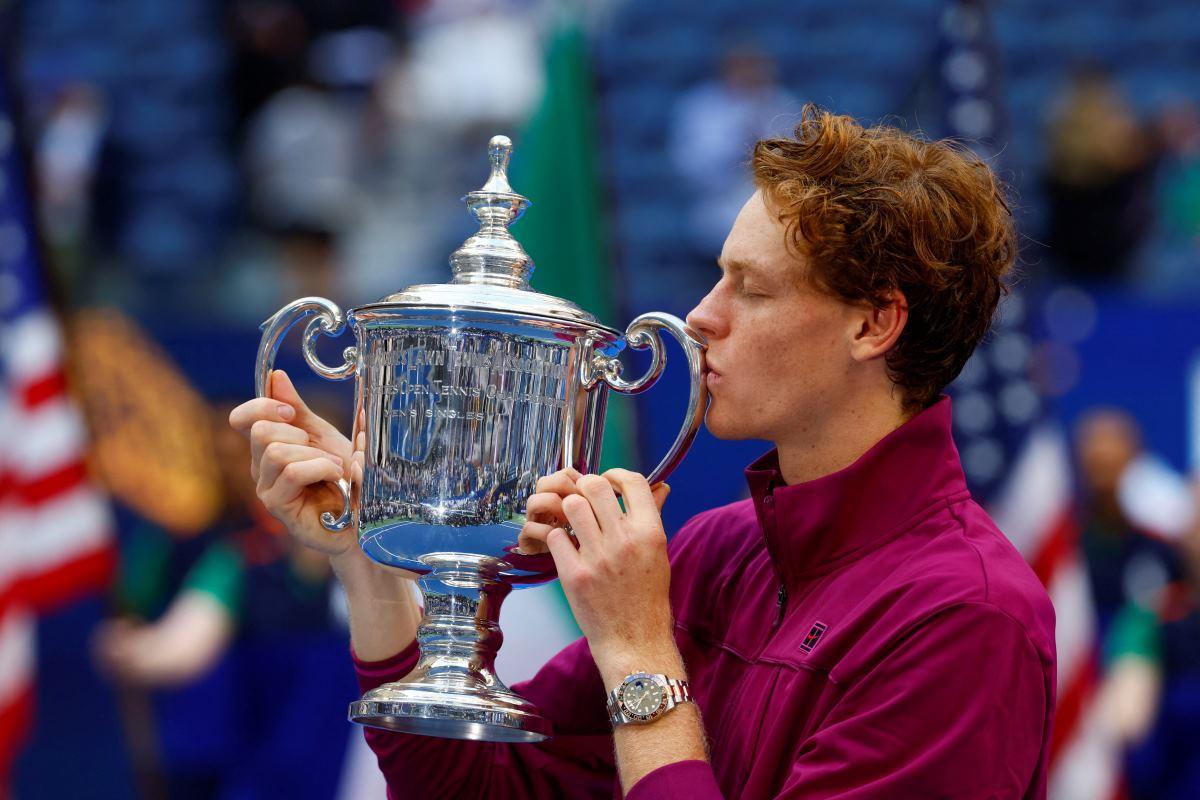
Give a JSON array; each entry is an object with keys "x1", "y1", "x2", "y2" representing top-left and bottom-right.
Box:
[
  {"x1": 228, "y1": 369, "x2": 355, "y2": 556},
  {"x1": 230, "y1": 369, "x2": 421, "y2": 663}
]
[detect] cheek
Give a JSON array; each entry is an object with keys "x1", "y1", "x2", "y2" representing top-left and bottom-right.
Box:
[
  {"x1": 740, "y1": 316, "x2": 842, "y2": 403},
  {"x1": 747, "y1": 315, "x2": 823, "y2": 371}
]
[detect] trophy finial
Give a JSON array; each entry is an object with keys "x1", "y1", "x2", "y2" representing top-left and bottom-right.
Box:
[
  {"x1": 481, "y1": 135, "x2": 514, "y2": 194},
  {"x1": 449, "y1": 134, "x2": 535, "y2": 289}
]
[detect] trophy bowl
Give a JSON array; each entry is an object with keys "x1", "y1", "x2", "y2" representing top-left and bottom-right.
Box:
[{"x1": 254, "y1": 136, "x2": 707, "y2": 743}]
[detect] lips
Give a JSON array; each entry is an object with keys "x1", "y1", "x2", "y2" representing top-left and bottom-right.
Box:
[{"x1": 704, "y1": 359, "x2": 722, "y2": 387}]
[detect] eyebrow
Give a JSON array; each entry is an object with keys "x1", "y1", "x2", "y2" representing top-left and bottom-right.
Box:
[{"x1": 717, "y1": 257, "x2": 769, "y2": 277}]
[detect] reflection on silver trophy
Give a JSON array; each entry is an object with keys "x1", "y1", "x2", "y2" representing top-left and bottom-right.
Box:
[{"x1": 254, "y1": 136, "x2": 708, "y2": 743}]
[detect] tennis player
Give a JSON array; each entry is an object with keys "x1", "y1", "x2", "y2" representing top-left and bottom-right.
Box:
[{"x1": 231, "y1": 107, "x2": 1055, "y2": 799}]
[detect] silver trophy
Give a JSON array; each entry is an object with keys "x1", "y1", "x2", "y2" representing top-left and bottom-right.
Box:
[{"x1": 254, "y1": 136, "x2": 707, "y2": 743}]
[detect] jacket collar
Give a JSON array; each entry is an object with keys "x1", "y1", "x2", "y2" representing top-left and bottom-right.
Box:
[{"x1": 744, "y1": 397, "x2": 970, "y2": 589}]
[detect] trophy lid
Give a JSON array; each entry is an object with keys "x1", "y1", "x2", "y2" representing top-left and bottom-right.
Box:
[{"x1": 363, "y1": 135, "x2": 606, "y2": 329}]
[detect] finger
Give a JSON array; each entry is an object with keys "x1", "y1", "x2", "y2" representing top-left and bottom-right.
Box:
[
  {"x1": 545, "y1": 527, "x2": 581, "y2": 574},
  {"x1": 258, "y1": 443, "x2": 344, "y2": 493},
  {"x1": 526, "y1": 492, "x2": 568, "y2": 525},
  {"x1": 575, "y1": 474, "x2": 625, "y2": 531},
  {"x1": 250, "y1": 420, "x2": 310, "y2": 454},
  {"x1": 229, "y1": 397, "x2": 297, "y2": 434},
  {"x1": 270, "y1": 370, "x2": 344, "y2": 442},
  {"x1": 517, "y1": 521, "x2": 555, "y2": 555},
  {"x1": 561, "y1": 493, "x2": 602, "y2": 549},
  {"x1": 354, "y1": 409, "x2": 366, "y2": 452},
  {"x1": 651, "y1": 482, "x2": 671, "y2": 512},
  {"x1": 249, "y1": 420, "x2": 310, "y2": 480},
  {"x1": 602, "y1": 469, "x2": 657, "y2": 523},
  {"x1": 535, "y1": 468, "x2": 582, "y2": 495},
  {"x1": 261, "y1": 457, "x2": 344, "y2": 508}
]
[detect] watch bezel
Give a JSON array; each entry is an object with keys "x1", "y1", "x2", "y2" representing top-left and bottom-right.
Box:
[{"x1": 616, "y1": 672, "x2": 669, "y2": 723}]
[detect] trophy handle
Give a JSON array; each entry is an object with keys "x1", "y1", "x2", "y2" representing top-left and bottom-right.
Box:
[
  {"x1": 255, "y1": 296, "x2": 357, "y2": 532},
  {"x1": 594, "y1": 312, "x2": 709, "y2": 485}
]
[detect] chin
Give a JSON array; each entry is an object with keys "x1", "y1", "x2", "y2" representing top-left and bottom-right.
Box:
[{"x1": 702, "y1": 402, "x2": 759, "y2": 441}]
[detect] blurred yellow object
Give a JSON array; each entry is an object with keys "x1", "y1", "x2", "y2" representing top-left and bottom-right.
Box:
[{"x1": 67, "y1": 308, "x2": 223, "y2": 537}]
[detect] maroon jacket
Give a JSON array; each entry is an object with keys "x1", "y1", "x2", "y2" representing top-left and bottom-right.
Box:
[{"x1": 356, "y1": 398, "x2": 1057, "y2": 799}]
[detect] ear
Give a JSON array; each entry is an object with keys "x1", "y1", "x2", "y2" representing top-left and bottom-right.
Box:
[{"x1": 848, "y1": 290, "x2": 908, "y2": 363}]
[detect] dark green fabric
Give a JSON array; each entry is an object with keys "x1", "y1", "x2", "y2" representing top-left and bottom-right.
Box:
[
  {"x1": 114, "y1": 524, "x2": 175, "y2": 617},
  {"x1": 181, "y1": 541, "x2": 245, "y2": 619},
  {"x1": 1106, "y1": 600, "x2": 1161, "y2": 665}
]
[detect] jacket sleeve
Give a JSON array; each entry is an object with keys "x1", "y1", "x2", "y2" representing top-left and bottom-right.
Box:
[
  {"x1": 627, "y1": 603, "x2": 1051, "y2": 800},
  {"x1": 354, "y1": 635, "x2": 617, "y2": 799}
]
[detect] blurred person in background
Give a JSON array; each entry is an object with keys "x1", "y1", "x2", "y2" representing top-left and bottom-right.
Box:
[
  {"x1": 1100, "y1": 477, "x2": 1200, "y2": 799},
  {"x1": 392, "y1": 0, "x2": 542, "y2": 144},
  {"x1": 94, "y1": 401, "x2": 356, "y2": 799},
  {"x1": 1074, "y1": 408, "x2": 1184, "y2": 638},
  {"x1": 669, "y1": 41, "x2": 796, "y2": 259},
  {"x1": 1042, "y1": 67, "x2": 1157, "y2": 284},
  {"x1": 238, "y1": 66, "x2": 361, "y2": 312},
  {"x1": 226, "y1": 1, "x2": 315, "y2": 137},
  {"x1": 226, "y1": 0, "x2": 399, "y2": 135},
  {"x1": 33, "y1": 82, "x2": 108, "y2": 294},
  {"x1": 353, "y1": 0, "x2": 544, "y2": 301},
  {"x1": 1140, "y1": 99, "x2": 1200, "y2": 295}
]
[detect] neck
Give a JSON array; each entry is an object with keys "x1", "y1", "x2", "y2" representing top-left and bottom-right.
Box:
[{"x1": 774, "y1": 388, "x2": 911, "y2": 485}]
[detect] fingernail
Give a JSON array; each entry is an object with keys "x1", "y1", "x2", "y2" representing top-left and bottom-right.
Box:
[{"x1": 277, "y1": 404, "x2": 294, "y2": 420}]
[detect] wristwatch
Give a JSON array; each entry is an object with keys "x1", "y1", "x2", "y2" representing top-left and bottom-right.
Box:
[{"x1": 606, "y1": 672, "x2": 692, "y2": 726}]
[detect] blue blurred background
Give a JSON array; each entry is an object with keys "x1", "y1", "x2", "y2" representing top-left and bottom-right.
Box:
[{"x1": 2, "y1": 0, "x2": 1199, "y2": 797}]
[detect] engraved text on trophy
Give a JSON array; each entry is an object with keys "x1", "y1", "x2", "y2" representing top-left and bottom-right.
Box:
[{"x1": 359, "y1": 328, "x2": 571, "y2": 538}]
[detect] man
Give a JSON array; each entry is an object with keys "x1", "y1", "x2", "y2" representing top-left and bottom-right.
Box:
[{"x1": 231, "y1": 108, "x2": 1055, "y2": 798}]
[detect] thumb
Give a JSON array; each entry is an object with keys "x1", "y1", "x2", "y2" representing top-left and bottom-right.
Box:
[{"x1": 652, "y1": 482, "x2": 671, "y2": 511}]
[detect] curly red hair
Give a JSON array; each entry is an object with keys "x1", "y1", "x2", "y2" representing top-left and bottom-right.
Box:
[{"x1": 752, "y1": 106, "x2": 1017, "y2": 411}]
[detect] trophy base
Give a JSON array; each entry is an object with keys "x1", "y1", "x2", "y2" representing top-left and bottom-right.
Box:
[{"x1": 349, "y1": 680, "x2": 553, "y2": 743}]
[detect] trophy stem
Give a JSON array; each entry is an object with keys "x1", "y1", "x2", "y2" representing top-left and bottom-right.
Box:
[
  {"x1": 348, "y1": 562, "x2": 553, "y2": 743},
  {"x1": 415, "y1": 567, "x2": 508, "y2": 689}
]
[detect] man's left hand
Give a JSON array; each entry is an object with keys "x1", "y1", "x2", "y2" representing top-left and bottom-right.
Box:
[
  {"x1": 543, "y1": 470, "x2": 674, "y2": 671},
  {"x1": 528, "y1": 470, "x2": 708, "y2": 792}
]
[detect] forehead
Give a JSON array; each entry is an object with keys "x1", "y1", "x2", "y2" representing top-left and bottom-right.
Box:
[{"x1": 719, "y1": 191, "x2": 802, "y2": 278}]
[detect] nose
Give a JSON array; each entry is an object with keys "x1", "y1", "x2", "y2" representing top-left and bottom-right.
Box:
[{"x1": 686, "y1": 284, "x2": 726, "y2": 341}]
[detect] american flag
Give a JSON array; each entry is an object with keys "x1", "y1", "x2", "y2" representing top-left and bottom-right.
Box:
[
  {"x1": 934, "y1": 2, "x2": 1119, "y2": 798},
  {"x1": 0, "y1": 77, "x2": 114, "y2": 783}
]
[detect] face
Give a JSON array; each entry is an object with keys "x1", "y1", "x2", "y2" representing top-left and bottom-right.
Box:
[
  {"x1": 1075, "y1": 410, "x2": 1140, "y2": 495},
  {"x1": 686, "y1": 191, "x2": 859, "y2": 443}
]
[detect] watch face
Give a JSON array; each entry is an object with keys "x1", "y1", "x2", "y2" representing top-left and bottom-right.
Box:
[{"x1": 619, "y1": 675, "x2": 667, "y2": 721}]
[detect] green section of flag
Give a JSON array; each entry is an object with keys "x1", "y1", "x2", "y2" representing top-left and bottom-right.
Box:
[{"x1": 510, "y1": 13, "x2": 634, "y2": 638}]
